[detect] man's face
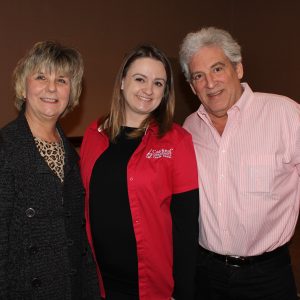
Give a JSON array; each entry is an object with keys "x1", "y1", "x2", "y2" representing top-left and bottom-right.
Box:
[{"x1": 189, "y1": 46, "x2": 243, "y2": 120}]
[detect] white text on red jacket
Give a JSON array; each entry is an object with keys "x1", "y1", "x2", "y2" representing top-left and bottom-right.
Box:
[{"x1": 146, "y1": 148, "x2": 173, "y2": 159}]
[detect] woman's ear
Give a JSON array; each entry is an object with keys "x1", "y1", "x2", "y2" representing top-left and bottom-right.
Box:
[{"x1": 22, "y1": 89, "x2": 26, "y2": 99}]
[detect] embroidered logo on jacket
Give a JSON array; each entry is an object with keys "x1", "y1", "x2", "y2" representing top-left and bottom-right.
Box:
[{"x1": 146, "y1": 148, "x2": 173, "y2": 159}]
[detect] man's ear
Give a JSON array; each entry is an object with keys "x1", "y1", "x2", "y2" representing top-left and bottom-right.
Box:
[
  {"x1": 189, "y1": 82, "x2": 197, "y2": 95},
  {"x1": 236, "y1": 62, "x2": 244, "y2": 80}
]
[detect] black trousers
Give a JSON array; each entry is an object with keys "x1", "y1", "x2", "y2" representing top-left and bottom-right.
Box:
[{"x1": 195, "y1": 245, "x2": 298, "y2": 300}]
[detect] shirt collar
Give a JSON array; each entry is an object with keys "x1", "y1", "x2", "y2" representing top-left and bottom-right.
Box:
[{"x1": 96, "y1": 119, "x2": 159, "y2": 136}]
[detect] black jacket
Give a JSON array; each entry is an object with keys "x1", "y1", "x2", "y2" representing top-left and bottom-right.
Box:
[{"x1": 0, "y1": 111, "x2": 101, "y2": 300}]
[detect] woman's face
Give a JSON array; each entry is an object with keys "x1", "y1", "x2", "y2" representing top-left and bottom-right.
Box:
[
  {"x1": 23, "y1": 68, "x2": 71, "y2": 124},
  {"x1": 121, "y1": 57, "x2": 167, "y2": 127}
]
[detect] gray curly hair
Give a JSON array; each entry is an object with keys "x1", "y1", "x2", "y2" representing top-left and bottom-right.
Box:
[{"x1": 179, "y1": 27, "x2": 242, "y2": 81}]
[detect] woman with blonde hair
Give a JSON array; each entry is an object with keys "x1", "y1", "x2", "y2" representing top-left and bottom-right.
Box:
[{"x1": 0, "y1": 41, "x2": 100, "y2": 300}]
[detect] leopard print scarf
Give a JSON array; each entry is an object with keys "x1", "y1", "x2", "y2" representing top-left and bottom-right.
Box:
[{"x1": 34, "y1": 137, "x2": 65, "y2": 183}]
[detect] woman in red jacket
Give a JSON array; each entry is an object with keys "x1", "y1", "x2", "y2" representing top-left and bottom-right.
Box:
[{"x1": 80, "y1": 44, "x2": 199, "y2": 300}]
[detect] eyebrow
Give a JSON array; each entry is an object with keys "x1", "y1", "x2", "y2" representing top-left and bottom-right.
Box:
[
  {"x1": 210, "y1": 61, "x2": 226, "y2": 69},
  {"x1": 191, "y1": 61, "x2": 226, "y2": 76},
  {"x1": 35, "y1": 71, "x2": 69, "y2": 77},
  {"x1": 132, "y1": 73, "x2": 166, "y2": 82}
]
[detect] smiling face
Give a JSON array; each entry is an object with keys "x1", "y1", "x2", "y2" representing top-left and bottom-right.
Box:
[
  {"x1": 24, "y1": 69, "x2": 71, "y2": 124},
  {"x1": 189, "y1": 46, "x2": 243, "y2": 122},
  {"x1": 121, "y1": 57, "x2": 167, "y2": 127}
]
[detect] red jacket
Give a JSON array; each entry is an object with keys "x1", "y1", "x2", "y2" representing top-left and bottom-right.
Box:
[{"x1": 80, "y1": 120, "x2": 198, "y2": 300}]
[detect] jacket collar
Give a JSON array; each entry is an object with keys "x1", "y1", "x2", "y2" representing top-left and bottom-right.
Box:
[{"x1": 13, "y1": 109, "x2": 78, "y2": 177}]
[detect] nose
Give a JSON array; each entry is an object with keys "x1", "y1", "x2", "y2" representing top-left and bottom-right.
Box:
[
  {"x1": 205, "y1": 73, "x2": 216, "y2": 89},
  {"x1": 47, "y1": 80, "x2": 57, "y2": 92},
  {"x1": 142, "y1": 82, "x2": 153, "y2": 95}
]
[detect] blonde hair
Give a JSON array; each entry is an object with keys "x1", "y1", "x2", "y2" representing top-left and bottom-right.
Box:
[{"x1": 13, "y1": 40, "x2": 84, "y2": 115}]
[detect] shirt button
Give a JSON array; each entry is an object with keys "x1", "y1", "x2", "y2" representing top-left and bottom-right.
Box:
[
  {"x1": 31, "y1": 277, "x2": 41, "y2": 288},
  {"x1": 135, "y1": 219, "x2": 140, "y2": 224},
  {"x1": 65, "y1": 211, "x2": 72, "y2": 217},
  {"x1": 67, "y1": 239, "x2": 74, "y2": 246},
  {"x1": 28, "y1": 244, "x2": 39, "y2": 255},
  {"x1": 25, "y1": 208, "x2": 36, "y2": 218},
  {"x1": 129, "y1": 177, "x2": 133, "y2": 181},
  {"x1": 69, "y1": 268, "x2": 77, "y2": 276}
]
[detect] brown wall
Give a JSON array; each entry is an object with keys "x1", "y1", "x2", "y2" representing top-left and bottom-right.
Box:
[{"x1": 1, "y1": 0, "x2": 300, "y2": 136}]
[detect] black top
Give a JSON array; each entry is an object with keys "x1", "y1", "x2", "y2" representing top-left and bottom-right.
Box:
[{"x1": 89, "y1": 127, "x2": 141, "y2": 296}]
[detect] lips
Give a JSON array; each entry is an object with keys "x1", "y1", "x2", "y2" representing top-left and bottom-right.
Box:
[
  {"x1": 137, "y1": 95, "x2": 152, "y2": 101},
  {"x1": 40, "y1": 97, "x2": 58, "y2": 103},
  {"x1": 207, "y1": 90, "x2": 223, "y2": 97}
]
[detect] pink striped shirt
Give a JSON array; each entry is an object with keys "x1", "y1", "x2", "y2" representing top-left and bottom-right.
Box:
[{"x1": 183, "y1": 83, "x2": 300, "y2": 256}]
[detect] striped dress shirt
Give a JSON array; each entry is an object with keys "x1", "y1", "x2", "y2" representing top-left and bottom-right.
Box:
[{"x1": 184, "y1": 83, "x2": 300, "y2": 256}]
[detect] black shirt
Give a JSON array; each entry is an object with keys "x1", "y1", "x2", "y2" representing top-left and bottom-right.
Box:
[{"x1": 89, "y1": 127, "x2": 141, "y2": 296}]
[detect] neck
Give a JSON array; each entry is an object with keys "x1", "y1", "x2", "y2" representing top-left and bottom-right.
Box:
[
  {"x1": 210, "y1": 115, "x2": 227, "y2": 136},
  {"x1": 125, "y1": 117, "x2": 147, "y2": 129},
  {"x1": 25, "y1": 113, "x2": 60, "y2": 142},
  {"x1": 125, "y1": 110, "x2": 149, "y2": 128}
]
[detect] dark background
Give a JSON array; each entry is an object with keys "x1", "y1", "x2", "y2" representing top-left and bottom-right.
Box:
[{"x1": 1, "y1": 0, "x2": 299, "y2": 136}]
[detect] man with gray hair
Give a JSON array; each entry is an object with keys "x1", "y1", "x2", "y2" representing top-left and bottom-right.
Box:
[{"x1": 180, "y1": 27, "x2": 300, "y2": 299}]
